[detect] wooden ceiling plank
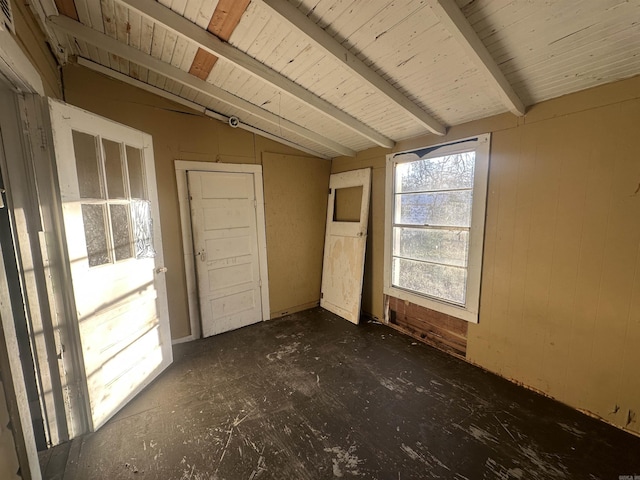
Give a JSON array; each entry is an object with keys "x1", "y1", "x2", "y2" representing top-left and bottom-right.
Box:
[
  {"x1": 259, "y1": 0, "x2": 447, "y2": 136},
  {"x1": 186, "y1": 0, "x2": 250, "y2": 87},
  {"x1": 207, "y1": 0, "x2": 251, "y2": 40},
  {"x1": 116, "y1": 0, "x2": 395, "y2": 148},
  {"x1": 425, "y1": 0, "x2": 526, "y2": 116},
  {"x1": 188, "y1": 47, "x2": 216, "y2": 79},
  {"x1": 74, "y1": 0, "x2": 92, "y2": 26},
  {"x1": 48, "y1": 14, "x2": 357, "y2": 157},
  {"x1": 54, "y1": 0, "x2": 79, "y2": 20}
]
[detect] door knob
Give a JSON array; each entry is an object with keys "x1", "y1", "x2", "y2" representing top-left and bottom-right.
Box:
[{"x1": 155, "y1": 267, "x2": 168, "y2": 274}]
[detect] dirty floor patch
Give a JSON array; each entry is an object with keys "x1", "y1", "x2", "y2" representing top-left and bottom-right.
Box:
[{"x1": 40, "y1": 308, "x2": 640, "y2": 479}]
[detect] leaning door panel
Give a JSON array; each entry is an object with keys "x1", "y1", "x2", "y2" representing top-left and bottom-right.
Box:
[{"x1": 320, "y1": 169, "x2": 371, "y2": 324}]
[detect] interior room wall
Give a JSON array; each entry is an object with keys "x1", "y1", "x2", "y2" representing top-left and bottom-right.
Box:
[
  {"x1": 63, "y1": 63, "x2": 330, "y2": 339},
  {"x1": 263, "y1": 153, "x2": 331, "y2": 318},
  {"x1": 332, "y1": 75, "x2": 640, "y2": 436}
]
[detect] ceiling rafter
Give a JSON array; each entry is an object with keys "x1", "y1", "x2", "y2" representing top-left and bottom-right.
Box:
[
  {"x1": 76, "y1": 57, "x2": 332, "y2": 159},
  {"x1": 116, "y1": 0, "x2": 395, "y2": 148},
  {"x1": 426, "y1": 0, "x2": 526, "y2": 116},
  {"x1": 259, "y1": 0, "x2": 447, "y2": 136},
  {"x1": 47, "y1": 14, "x2": 357, "y2": 157}
]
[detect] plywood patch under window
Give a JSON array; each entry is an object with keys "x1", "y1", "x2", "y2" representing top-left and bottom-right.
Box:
[{"x1": 386, "y1": 295, "x2": 468, "y2": 358}]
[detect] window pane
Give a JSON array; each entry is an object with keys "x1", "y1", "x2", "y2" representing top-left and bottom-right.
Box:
[
  {"x1": 126, "y1": 146, "x2": 146, "y2": 200},
  {"x1": 395, "y1": 191, "x2": 472, "y2": 227},
  {"x1": 131, "y1": 199, "x2": 155, "y2": 259},
  {"x1": 103, "y1": 139, "x2": 126, "y2": 199},
  {"x1": 394, "y1": 227, "x2": 469, "y2": 267},
  {"x1": 110, "y1": 204, "x2": 132, "y2": 261},
  {"x1": 72, "y1": 131, "x2": 103, "y2": 199},
  {"x1": 395, "y1": 152, "x2": 475, "y2": 193},
  {"x1": 81, "y1": 204, "x2": 110, "y2": 267},
  {"x1": 392, "y1": 257, "x2": 467, "y2": 305},
  {"x1": 333, "y1": 186, "x2": 362, "y2": 222}
]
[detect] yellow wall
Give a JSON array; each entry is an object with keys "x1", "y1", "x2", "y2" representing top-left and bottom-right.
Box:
[
  {"x1": 263, "y1": 153, "x2": 330, "y2": 317},
  {"x1": 63, "y1": 63, "x2": 330, "y2": 339},
  {"x1": 11, "y1": 0, "x2": 61, "y2": 98},
  {"x1": 332, "y1": 75, "x2": 640, "y2": 435}
]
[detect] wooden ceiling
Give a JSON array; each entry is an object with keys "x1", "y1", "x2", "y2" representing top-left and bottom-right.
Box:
[{"x1": 40, "y1": 0, "x2": 640, "y2": 158}]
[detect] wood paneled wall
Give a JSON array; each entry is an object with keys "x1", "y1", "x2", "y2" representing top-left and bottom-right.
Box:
[
  {"x1": 262, "y1": 152, "x2": 331, "y2": 317},
  {"x1": 332, "y1": 74, "x2": 640, "y2": 436},
  {"x1": 63, "y1": 63, "x2": 328, "y2": 339}
]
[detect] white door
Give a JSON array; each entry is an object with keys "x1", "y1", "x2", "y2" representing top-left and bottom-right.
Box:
[
  {"x1": 320, "y1": 169, "x2": 371, "y2": 324},
  {"x1": 48, "y1": 99, "x2": 172, "y2": 431},
  {"x1": 188, "y1": 170, "x2": 263, "y2": 337}
]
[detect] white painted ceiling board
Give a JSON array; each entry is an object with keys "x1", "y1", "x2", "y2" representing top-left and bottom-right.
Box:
[
  {"x1": 310, "y1": 0, "x2": 360, "y2": 30},
  {"x1": 46, "y1": 0, "x2": 640, "y2": 158},
  {"x1": 465, "y1": 0, "x2": 640, "y2": 105},
  {"x1": 83, "y1": 0, "x2": 106, "y2": 32}
]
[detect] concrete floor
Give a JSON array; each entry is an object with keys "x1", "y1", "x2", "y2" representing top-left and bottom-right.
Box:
[{"x1": 40, "y1": 307, "x2": 640, "y2": 479}]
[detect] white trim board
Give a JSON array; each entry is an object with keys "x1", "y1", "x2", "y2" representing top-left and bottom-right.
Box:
[
  {"x1": 174, "y1": 160, "x2": 271, "y2": 344},
  {"x1": 0, "y1": 28, "x2": 44, "y2": 95},
  {"x1": 0, "y1": 83, "x2": 43, "y2": 480}
]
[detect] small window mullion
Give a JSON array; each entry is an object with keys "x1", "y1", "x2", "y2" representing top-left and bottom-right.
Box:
[{"x1": 97, "y1": 135, "x2": 117, "y2": 264}]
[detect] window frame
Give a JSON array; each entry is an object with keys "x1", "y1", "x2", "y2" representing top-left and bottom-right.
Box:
[
  {"x1": 383, "y1": 133, "x2": 491, "y2": 323},
  {"x1": 71, "y1": 129, "x2": 151, "y2": 269}
]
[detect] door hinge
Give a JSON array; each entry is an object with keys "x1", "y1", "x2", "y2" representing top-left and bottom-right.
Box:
[
  {"x1": 0, "y1": 189, "x2": 5, "y2": 209},
  {"x1": 259, "y1": 279, "x2": 262, "y2": 287},
  {"x1": 254, "y1": 199, "x2": 257, "y2": 208},
  {"x1": 329, "y1": 188, "x2": 332, "y2": 195},
  {"x1": 320, "y1": 292, "x2": 323, "y2": 299}
]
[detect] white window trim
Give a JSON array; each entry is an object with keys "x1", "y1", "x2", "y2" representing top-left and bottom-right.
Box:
[{"x1": 383, "y1": 133, "x2": 491, "y2": 323}]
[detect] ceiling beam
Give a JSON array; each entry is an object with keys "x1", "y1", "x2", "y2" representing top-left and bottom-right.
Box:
[
  {"x1": 76, "y1": 57, "x2": 332, "y2": 159},
  {"x1": 259, "y1": 0, "x2": 447, "y2": 136},
  {"x1": 47, "y1": 15, "x2": 356, "y2": 157},
  {"x1": 426, "y1": 0, "x2": 526, "y2": 116},
  {"x1": 117, "y1": 0, "x2": 395, "y2": 148}
]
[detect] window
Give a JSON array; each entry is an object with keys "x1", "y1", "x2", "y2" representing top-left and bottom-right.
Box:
[
  {"x1": 71, "y1": 130, "x2": 154, "y2": 267},
  {"x1": 384, "y1": 134, "x2": 490, "y2": 323}
]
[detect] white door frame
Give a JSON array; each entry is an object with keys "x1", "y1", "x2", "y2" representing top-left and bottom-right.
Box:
[
  {"x1": 0, "y1": 84, "x2": 43, "y2": 480},
  {"x1": 0, "y1": 38, "x2": 47, "y2": 478},
  {"x1": 175, "y1": 161, "x2": 270, "y2": 343}
]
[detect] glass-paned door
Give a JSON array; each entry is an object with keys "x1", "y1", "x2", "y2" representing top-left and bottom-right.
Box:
[{"x1": 48, "y1": 99, "x2": 171, "y2": 432}]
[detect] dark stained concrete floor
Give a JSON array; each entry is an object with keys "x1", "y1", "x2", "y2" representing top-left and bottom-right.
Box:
[{"x1": 40, "y1": 307, "x2": 640, "y2": 479}]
